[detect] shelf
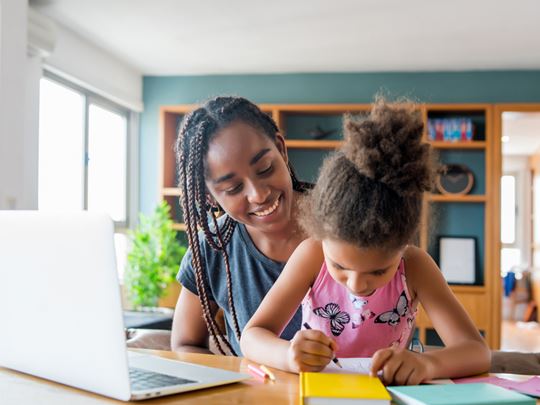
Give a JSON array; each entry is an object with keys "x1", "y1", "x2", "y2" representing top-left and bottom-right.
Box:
[
  {"x1": 162, "y1": 187, "x2": 182, "y2": 196},
  {"x1": 160, "y1": 102, "x2": 498, "y2": 348},
  {"x1": 428, "y1": 141, "x2": 486, "y2": 149},
  {"x1": 428, "y1": 194, "x2": 487, "y2": 202},
  {"x1": 450, "y1": 285, "x2": 486, "y2": 294},
  {"x1": 171, "y1": 223, "x2": 186, "y2": 231},
  {"x1": 285, "y1": 139, "x2": 341, "y2": 149}
]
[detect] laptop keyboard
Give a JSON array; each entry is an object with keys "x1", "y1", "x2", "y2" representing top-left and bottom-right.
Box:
[{"x1": 129, "y1": 367, "x2": 197, "y2": 391}]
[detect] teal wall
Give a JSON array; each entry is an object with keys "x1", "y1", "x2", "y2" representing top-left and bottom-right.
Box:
[{"x1": 140, "y1": 71, "x2": 540, "y2": 214}]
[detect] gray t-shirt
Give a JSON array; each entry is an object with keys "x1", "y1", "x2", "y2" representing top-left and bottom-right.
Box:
[{"x1": 177, "y1": 217, "x2": 302, "y2": 355}]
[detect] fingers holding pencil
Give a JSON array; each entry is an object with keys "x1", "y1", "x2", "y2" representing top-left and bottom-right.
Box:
[
  {"x1": 285, "y1": 323, "x2": 339, "y2": 373},
  {"x1": 303, "y1": 322, "x2": 342, "y2": 368}
]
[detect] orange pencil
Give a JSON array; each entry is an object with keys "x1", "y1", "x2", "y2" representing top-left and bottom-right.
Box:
[{"x1": 259, "y1": 365, "x2": 276, "y2": 381}]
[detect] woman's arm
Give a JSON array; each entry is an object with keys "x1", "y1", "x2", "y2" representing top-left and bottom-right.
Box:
[
  {"x1": 241, "y1": 239, "x2": 335, "y2": 372},
  {"x1": 371, "y1": 246, "x2": 491, "y2": 384},
  {"x1": 170, "y1": 287, "x2": 217, "y2": 354}
]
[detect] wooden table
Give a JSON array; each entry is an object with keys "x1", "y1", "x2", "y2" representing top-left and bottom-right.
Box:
[
  {"x1": 0, "y1": 349, "x2": 299, "y2": 404},
  {"x1": 1, "y1": 349, "x2": 538, "y2": 404}
]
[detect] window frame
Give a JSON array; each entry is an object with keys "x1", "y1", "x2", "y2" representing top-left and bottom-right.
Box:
[{"x1": 41, "y1": 70, "x2": 138, "y2": 232}]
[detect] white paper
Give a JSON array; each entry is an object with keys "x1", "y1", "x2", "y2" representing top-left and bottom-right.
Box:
[
  {"x1": 323, "y1": 358, "x2": 455, "y2": 384},
  {"x1": 324, "y1": 357, "x2": 373, "y2": 374}
]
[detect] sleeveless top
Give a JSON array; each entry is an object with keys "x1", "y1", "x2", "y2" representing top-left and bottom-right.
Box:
[
  {"x1": 302, "y1": 259, "x2": 417, "y2": 357},
  {"x1": 177, "y1": 216, "x2": 301, "y2": 356}
]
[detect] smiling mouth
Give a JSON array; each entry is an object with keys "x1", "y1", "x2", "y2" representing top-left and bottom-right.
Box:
[{"x1": 251, "y1": 196, "x2": 281, "y2": 217}]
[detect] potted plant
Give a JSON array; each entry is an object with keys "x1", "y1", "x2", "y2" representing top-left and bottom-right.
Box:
[{"x1": 124, "y1": 201, "x2": 187, "y2": 310}]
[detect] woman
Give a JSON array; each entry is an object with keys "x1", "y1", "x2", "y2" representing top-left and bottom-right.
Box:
[{"x1": 171, "y1": 96, "x2": 309, "y2": 355}]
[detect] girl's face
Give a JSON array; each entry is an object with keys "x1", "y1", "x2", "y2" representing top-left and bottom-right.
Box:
[
  {"x1": 322, "y1": 239, "x2": 405, "y2": 297},
  {"x1": 204, "y1": 121, "x2": 294, "y2": 235}
]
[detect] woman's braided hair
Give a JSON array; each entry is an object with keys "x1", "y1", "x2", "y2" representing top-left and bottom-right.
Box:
[
  {"x1": 299, "y1": 97, "x2": 435, "y2": 251},
  {"x1": 175, "y1": 96, "x2": 309, "y2": 355}
]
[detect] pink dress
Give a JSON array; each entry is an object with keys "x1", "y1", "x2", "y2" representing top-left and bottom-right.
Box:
[{"x1": 302, "y1": 259, "x2": 417, "y2": 357}]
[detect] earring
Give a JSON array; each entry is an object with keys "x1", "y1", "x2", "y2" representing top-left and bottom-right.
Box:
[{"x1": 207, "y1": 196, "x2": 223, "y2": 218}]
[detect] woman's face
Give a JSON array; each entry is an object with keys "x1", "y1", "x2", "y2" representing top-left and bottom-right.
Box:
[{"x1": 204, "y1": 121, "x2": 294, "y2": 235}]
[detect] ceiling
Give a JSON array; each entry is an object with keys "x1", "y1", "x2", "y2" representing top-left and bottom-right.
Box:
[
  {"x1": 31, "y1": 0, "x2": 540, "y2": 76},
  {"x1": 502, "y1": 112, "x2": 540, "y2": 156}
]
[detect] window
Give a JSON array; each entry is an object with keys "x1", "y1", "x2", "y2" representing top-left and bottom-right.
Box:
[
  {"x1": 38, "y1": 73, "x2": 135, "y2": 278},
  {"x1": 500, "y1": 175, "x2": 516, "y2": 244}
]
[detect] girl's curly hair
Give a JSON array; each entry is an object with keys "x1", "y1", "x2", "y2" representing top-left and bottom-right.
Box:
[{"x1": 299, "y1": 97, "x2": 435, "y2": 251}]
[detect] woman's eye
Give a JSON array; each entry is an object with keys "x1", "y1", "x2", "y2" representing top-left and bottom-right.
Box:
[
  {"x1": 225, "y1": 184, "x2": 242, "y2": 195},
  {"x1": 258, "y1": 164, "x2": 273, "y2": 175}
]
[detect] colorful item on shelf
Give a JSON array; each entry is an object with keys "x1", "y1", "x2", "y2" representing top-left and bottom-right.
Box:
[{"x1": 427, "y1": 118, "x2": 474, "y2": 142}]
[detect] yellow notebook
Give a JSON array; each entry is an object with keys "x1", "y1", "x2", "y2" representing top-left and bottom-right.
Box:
[{"x1": 300, "y1": 372, "x2": 391, "y2": 404}]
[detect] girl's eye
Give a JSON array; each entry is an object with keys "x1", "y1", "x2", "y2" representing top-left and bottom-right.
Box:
[
  {"x1": 258, "y1": 164, "x2": 273, "y2": 175},
  {"x1": 225, "y1": 184, "x2": 242, "y2": 195},
  {"x1": 372, "y1": 270, "x2": 386, "y2": 276}
]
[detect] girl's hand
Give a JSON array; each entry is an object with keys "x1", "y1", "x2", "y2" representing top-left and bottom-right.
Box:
[
  {"x1": 370, "y1": 346, "x2": 434, "y2": 385},
  {"x1": 286, "y1": 329, "x2": 337, "y2": 373}
]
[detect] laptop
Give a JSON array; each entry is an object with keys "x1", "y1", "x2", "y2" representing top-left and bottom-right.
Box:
[{"x1": 0, "y1": 211, "x2": 249, "y2": 401}]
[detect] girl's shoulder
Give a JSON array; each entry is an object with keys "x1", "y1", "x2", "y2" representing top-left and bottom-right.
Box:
[{"x1": 297, "y1": 237, "x2": 323, "y2": 252}]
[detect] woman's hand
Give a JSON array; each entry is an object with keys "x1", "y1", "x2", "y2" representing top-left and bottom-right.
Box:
[
  {"x1": 286, "y1": 329, "x2": 338, "y2": 373},
  {"x1": 371, "y1": 346, "x2": 435, "y2": 385}
]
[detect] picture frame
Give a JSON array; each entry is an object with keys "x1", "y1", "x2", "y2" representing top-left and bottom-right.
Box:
[{"x1": 436, "y1": 236, "x2": 477, "y2": 285}]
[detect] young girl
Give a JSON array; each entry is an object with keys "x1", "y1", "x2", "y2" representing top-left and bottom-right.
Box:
[
  {"x1": 241, "y1": 99, "x2": 491, "y2": 385},
  {"x1": 171, "y1": 96, "x2": 310, "y2": 356}
]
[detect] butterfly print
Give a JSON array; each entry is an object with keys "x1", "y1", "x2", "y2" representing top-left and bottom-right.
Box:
[
  {"x1": 351, "y1": 309, "x2": 376, "y2": 329},
  {"x1": 406, "y1": 316, "x2": 414, "y2": 329},
  {"x1": 374, "y1": 291, "x2": 409, "y2": 326},
  {"x1": 313, "y1": 303, "x2": 351, "y2": 336},
  {"x1": 348, "y1": 293, "x2": 368, "y2": 309}
]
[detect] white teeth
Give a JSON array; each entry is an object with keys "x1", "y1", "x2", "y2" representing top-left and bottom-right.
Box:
[{"x1": 253, "y1": 197, "x2": 280, "y2": 217}]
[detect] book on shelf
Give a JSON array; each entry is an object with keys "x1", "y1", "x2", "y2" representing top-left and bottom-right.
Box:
[
  {"x1": 300, "y1": 372, "x2": 390, "y2": 404},
  {"x1": 387, "y1": 382, "x2": 535, "y2": 405}
]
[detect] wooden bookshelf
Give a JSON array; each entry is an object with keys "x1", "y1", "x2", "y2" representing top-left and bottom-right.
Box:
[{"x1": 159, "y1": 102, "x2": 499, "y2": 348}]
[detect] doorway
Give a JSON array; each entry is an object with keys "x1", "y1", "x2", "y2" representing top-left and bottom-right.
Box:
[{"x1": 495, "y1": 105, "x2": 540, "y2": 351}]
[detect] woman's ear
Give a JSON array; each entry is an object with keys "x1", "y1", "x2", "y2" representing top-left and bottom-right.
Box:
[{"x1": 274, "y1": 133, "x2": 288, "y2": 164}]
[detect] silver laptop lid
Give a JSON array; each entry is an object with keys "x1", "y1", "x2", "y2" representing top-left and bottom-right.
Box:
[{"x1": 0, "y1": 211, "x2": 131, "y2": 401}]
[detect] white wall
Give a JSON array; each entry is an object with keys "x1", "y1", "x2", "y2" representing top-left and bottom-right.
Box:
[
  {"x1": 0, "y1": 4, "x2": 142, "y2": 210},
  {"x1": 45, "y1": 22, "x2": 143, "y2": 112},
  {"x1": 0, "y1": 0, "x2": 31, "y2": 209}
]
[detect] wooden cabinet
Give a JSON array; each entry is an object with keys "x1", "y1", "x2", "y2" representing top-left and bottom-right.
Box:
[{"x1": 159, "y1": 103, "x2": 499, "y2": 348}]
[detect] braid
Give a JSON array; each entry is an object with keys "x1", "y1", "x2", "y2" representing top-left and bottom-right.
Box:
[
  {"x1": 179, "y1": 119, "x2": 237, "y2": 356},
  {"x1": 175, "y1": 96, "x2": 309, "y2": 355}
]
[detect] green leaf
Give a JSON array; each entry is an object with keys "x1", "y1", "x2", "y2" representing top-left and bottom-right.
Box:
[{"x1": 124, "y1": 201, "x2": 187, "y2": 309}]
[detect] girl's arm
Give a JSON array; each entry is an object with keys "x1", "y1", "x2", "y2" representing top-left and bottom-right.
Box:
[
  {"x1": 170, "y1": 288, "x2": 216, "y2": 354},
  {"x1": 241, "y1": 238, "x2": 335, "y2": 372},
  {"x1": 371, "y1": 246, "x2": 490, "y2": 384}
]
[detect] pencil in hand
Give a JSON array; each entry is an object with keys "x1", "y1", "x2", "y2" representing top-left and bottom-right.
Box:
[{"x1": 302, "y1": 322, "x2": 342, "y2": 368}]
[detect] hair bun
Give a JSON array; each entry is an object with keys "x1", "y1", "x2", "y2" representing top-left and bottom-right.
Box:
[{"x1": 341, "y1": 99, "x2": 433, "y2": 198}]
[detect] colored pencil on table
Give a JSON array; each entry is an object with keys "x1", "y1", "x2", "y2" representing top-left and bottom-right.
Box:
[
  {"x1": 247, "y1": 363, "x2": 268, "y2": 380},
  {"x1": 259, "y1": 365, "x2": 276, "y2": 381}
]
